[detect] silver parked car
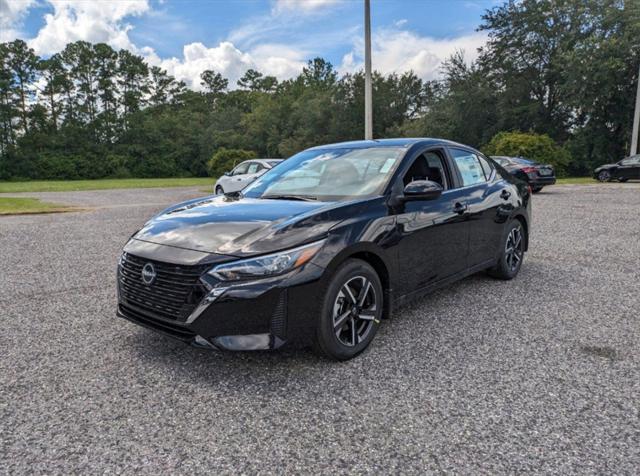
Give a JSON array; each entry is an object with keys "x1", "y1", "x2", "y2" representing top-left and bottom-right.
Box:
[{"x1": 214, "y1": 159, "x2": 283, "y2": 194}]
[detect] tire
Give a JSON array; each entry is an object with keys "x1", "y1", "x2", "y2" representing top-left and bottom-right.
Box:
[
  {"x1": 314, "y1": 259, "x2": 383, "y2": 361},
  {"x1": 488, "y1": 220, "x2": 526, "y2": 280},
  {"x1": 215, "y1": 185, "x2": 224, "y2": 195},
  {"x1": 531, "y1": 186, "x2": 543, "y2": 193},
  {"x1": 619, "y1": 178, "x2": 628, "y2": 183},
  {"x1": 597, "y1": 170, "x2": 611, "y2": 182}
]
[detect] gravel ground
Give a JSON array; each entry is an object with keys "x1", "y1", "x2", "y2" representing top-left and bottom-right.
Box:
[{"x1": 1, "y1": 184, "x2": 639, "y2": 474}]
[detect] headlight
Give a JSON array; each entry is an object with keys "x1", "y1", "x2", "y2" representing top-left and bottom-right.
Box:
[{"x1": 209, "y1": 240, "x2": 325, "y2": 281}]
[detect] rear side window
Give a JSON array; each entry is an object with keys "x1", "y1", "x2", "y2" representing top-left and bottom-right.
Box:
[
  {"x1": 449, "y1": 148, "x2": 486, "y2": 186},
  {"x1": 247, "y1": 162, "x2": 260, "y2": 174},
  {"x1": 478, "y1": 155, "x2": 494, "y2": 180}
]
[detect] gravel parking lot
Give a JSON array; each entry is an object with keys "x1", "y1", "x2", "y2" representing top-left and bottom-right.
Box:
[{"x1": 1, "y1": 183, "x2": 639, "y2": 474}]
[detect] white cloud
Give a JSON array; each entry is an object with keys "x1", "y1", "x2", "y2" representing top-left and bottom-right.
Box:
[
  {"x1": 149, "y1": 41, "x2": 306, "y2": 91},
  {"x1": 0, "y1": 0, "x2": 38, "y2": 42},
  {"x1": 340, "y1": 27, "x2": 488, "y2": 80},
  {"x1": 272, "y1": 0, "x2": 341, "y2": 14},
  {"x1": 27, "y1": 0, "x2": 151, "y2": 55}
]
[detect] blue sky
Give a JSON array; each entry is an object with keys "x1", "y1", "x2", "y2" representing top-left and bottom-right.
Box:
[{"x1": 2, "y1": 0, "x2": 498, "y2": 89}]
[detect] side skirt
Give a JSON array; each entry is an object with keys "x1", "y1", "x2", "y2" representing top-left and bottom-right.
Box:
[{"x1": 391, "y1": 259, "x2": 496, "y2": 310}]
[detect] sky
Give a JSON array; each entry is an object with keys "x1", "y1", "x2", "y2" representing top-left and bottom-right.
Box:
[{"x1": 1, "y1": 0, "x2": 500, "y2": 90}]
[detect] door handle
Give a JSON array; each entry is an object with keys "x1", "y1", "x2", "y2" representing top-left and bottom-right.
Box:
[
  {"x1": 453, "y1": 202, "x2": 468, "y2": 214},
  {"x1": 500, "y1": 190, "x2": 511, "y2": 200}
]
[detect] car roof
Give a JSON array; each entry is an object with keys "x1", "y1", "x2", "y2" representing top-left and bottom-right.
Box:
[{"x1": 306, "y1": 138, "x2": 476, "y2": 151}]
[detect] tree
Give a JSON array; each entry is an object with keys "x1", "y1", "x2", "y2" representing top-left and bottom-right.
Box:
[
  {"x1": 200, "y1": 69, "x2": 228, "y2": 95},
  {"x1": 206, "y1": 147, "x2": 256, "y2": 177},
  {"x1": 483, "y1": 131, "x2": 571, "y2": 175},
  {"x1": 39, "y1": 54, "x2": 66, "y2": 131},
  {"x1": 237, "y1": 69, "x2": 264, "y2": 91},
  {"x1": 5, "y1": 40, "x2": 38, "y2": 134},
  {"x1": 149, "y1": 66, "x2": 185, "y2": 107}
]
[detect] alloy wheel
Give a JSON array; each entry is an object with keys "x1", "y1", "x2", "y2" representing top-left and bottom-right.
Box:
[
  {"x1": 505, "y1": 226, "x2": 524, "y2": 272},
  {"x1": 332, "y1": 275, "x2": 377, "y2": 347},
  {"x1": 598, "y1": 170, "x2": 610, "y2": 182}
]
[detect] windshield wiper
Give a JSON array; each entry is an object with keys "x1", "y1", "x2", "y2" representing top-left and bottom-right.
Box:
[{"x1": 261, "y1": 194, "x2": 317, "y2": 201}]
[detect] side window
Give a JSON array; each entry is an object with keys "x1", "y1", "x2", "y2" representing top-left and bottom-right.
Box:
[
  {"x1": 478, "y1": 155, "x2": 494, "y2": 180},
  {"x1": 402, "y1": 149, "x2": 449, "y2": 189},
  {"x1": 449, "y1": 148, "x2": 486, "y2": 187},
  {"x1": 232, "y1": 162, "x2": 250, "y2": 175},
  {"x1": 247, "y1": 162, "x2": 260, "y2": 174}
]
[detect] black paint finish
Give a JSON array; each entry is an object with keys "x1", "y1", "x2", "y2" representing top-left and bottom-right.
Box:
[{"x1": 117, "y1": 138, "x2": 531, "y2": 350}]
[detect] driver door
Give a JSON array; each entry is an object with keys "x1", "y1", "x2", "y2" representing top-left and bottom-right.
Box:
[{"x1": 394, "y1": 148, "x2": 470, "y2": 293}]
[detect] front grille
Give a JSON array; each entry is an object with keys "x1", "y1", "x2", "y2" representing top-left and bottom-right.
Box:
[
  {"x1": 119, "y1": 303, "x2": 196, "y2": 341},
  {"x1": 118, "y1": 252, "x2": 208, "y2": 321}
]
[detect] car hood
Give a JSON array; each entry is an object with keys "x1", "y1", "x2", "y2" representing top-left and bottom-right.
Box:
[{"x1": 133, "y1": 195, "x2": 355, "y2": 257}]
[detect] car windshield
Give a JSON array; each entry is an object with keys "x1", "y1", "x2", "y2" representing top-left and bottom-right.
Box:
[
  {"x1": 493, "y1": 157, "x2": 511, "y2": 166},
  {"x1": 511, "y1": 157, "x2": 537, "y2": 165},
  {"x1": 242, "y1": 147, "x2": 405, "y2": 201}
]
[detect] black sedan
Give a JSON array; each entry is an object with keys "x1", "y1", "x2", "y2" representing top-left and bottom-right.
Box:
[
  {"x1": 491, "y1": 156, "x2": 556, "y2": 193},
  {"x1": 117, "y1": 139, "x2": 531, "y2": 360},
  {"x1": 593, "y1": 154, "x2": 640, "y2": 182}
]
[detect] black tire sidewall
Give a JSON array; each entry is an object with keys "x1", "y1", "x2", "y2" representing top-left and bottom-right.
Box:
[
  {"x1": 598, "y1": 171, "x2": 610, "y2": 182},
  {"x1": 215, "y1": 186, "x2": 224, "y2": 194},
  {"x1": 315, "y1": 259, "x2": 383, "y2": 360}
]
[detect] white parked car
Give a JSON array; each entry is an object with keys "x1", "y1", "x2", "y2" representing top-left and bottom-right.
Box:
[{"x1": 214, "y1": 159, "x2": 283, "y2": 195}]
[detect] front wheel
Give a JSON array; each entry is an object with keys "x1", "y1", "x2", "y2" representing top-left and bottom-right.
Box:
[
  {"x1": 314, "y1": 259, "x2": 383, "y2": 360},
  {"x1": 597, "y1": 170, "x2": 611, "y2": 182},
  {"x1": 215, "y1": 185, "x2": 224, "y2": 195},
  {"x1": 488, "y1": 220, "x2": 526, "y2": 280}
]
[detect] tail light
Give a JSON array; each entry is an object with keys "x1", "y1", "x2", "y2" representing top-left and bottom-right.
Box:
[{"x1": 521, "y1": 166, "x2": 537, "y2": 173}]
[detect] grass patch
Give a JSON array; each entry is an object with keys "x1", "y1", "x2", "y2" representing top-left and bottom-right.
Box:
[
  {"x1": 0, "y1": 197, "x2": 73, "y2": 215},
  {"x1": 557, "y1": 177, "x2": 596, "y2": 184},
  {"x1": 0, "y1": 177, "x2": 213, "y2": 193}
]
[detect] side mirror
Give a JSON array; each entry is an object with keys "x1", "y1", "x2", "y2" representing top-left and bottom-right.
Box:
[{"x1": 402, "y1": 180, "x2": 443, "y2": 201}]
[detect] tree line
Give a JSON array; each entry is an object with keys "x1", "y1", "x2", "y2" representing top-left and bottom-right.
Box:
[{"x1": 0, "y1": 0, "x2": 638, "y2": 181}]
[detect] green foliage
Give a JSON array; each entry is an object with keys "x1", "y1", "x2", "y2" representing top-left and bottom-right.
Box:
[
  {"x1": 483, "y1": 131, "x2": 571, "y2": 176},
  {"x1": 206, "y1": 148, "x2": 257, "y2": 177}
]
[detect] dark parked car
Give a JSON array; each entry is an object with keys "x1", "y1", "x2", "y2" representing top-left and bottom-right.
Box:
[
  {"x1": 491, "y1": 156, "x2": 556, "y2": 193},
  {"x1": 593, "y1": 154, "x2": 640, "y2": 182},
  {"x1": 117, "y1": 139, "x2": 531, "y2": 360}
]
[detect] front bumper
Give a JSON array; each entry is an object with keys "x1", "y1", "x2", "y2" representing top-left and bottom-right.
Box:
[{"x1": 117, "y1": 254, "x2": 326, "y2": 351}]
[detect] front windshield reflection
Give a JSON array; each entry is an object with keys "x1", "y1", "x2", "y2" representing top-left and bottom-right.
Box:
[{"x1": 243, "y1": 147, "x2": 405, "y2": 201}]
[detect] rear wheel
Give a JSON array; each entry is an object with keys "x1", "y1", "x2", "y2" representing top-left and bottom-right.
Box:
[
  {"x1": 314, "y1": 259, "x2": 383, "y2": 360},
  {"x1": 488, "y1": 220, "x2": 526, "y2": 280},
  {"x1": 619, "y1": 178, "x2": 628, "y2": 183},
  {"x1": 531, "y1": 186, "x2": 543, "y2": 193},
  {"x1": 597, "y1": 170, "x2": 611, "y2": 182}
]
